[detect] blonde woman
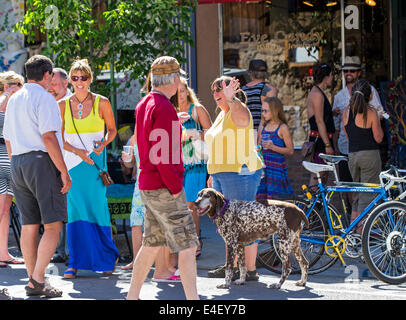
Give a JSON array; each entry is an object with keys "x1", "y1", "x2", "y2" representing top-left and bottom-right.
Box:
[
  {"x1": 171, "y1": 77, "x2": 211, "y2": 258},
  {"x1": 0, "y1": 71, "x2": 24, "y2": 267},
  {"x1": 58, "y1": 59, "x2": 118, "y2": 279}
]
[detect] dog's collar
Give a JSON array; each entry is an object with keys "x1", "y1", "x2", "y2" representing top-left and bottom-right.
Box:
[{"x1": 211, "y1": 199, "x2": 230, "y2": 220}]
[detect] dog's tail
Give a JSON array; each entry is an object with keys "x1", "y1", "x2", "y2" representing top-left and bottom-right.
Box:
[{"x1": 297, "y1": 207, "x2": 309, "y2": 229}]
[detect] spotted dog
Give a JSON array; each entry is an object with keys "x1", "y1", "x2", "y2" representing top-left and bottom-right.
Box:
[{"x1": 195, "y1": 188, "x2": 309, "y2": 289}]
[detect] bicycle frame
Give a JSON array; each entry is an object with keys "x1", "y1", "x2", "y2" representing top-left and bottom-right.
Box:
[{"x1": 300, "y1": 182, "x2": 388, "y2": 246}]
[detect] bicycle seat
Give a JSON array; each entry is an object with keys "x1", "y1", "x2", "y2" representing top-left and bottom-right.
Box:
[
  {"x1": 302, "y1": 161, "x2": 334, "y2": 174},
  {"x1": 318, "y1": 153, "x2": 348, "y2": 164}
]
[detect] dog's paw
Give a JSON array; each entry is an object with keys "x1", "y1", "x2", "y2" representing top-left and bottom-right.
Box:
[
  {"x1": 295, "y1": 281, "x2": 306, "y2": 287},
  {"x1": 217, "y1": 283, "x2": 231, "y2": 289},
  {"x1": 268, "y1": 283, "x2": 281, "y2": 290},
  {"x1": 233, "y1": 279, "x2": 246, "y2": 286}
]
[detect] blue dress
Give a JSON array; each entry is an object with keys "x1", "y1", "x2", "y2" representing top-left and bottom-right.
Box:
[
  {"x1": 182, "y1": 104, "x2": 207, "y2": 202},
  {"x1": 256, "y1": 124, "x2": 294, "y2": 200}
]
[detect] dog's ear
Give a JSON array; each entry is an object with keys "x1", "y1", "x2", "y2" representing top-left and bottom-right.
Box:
[{"x1": 214, "y1": 190, "x2": 225, "y2": 213}]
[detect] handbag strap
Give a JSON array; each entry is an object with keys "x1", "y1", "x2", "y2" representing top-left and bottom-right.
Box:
[
  {"x1": 193, "y1": 104, "x2": 203, "y2": 131},
  {"x1": 69, "y1": 98, "x2": 104, "y2": 173}
]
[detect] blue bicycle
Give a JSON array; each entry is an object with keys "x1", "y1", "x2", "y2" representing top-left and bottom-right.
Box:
[{"x1": 257, "y1": 154, "x2": 406, "y2": 280}]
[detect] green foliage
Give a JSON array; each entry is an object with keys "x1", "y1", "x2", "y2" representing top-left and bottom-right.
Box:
[{"x1": 15, "y1": 0, "x2": 197, "y2": 96}]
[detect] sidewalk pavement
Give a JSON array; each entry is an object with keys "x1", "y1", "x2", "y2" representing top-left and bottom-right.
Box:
[{"x1": 1, "y1": 214, "x2": 371, "y2": 300}]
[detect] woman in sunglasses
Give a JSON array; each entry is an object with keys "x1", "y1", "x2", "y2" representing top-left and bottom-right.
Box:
[
  {"x1": 205, "y1": 76, "x2": 263, "y2": 281},
  {"x1": 0, "y1": 71, "x2": 24, "y2": 268},
  {"x1": 57, "y1": 59, "x2": 118, "y2": 279}
]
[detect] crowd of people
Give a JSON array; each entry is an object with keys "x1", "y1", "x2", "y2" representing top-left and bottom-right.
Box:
[{"x1": 0, "y1": 52, "x2": 386, "y2": 300}]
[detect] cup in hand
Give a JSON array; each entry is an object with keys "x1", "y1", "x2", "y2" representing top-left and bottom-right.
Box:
[{"x1": 122, "y1": 145, "x2": 133, "y2": 163}]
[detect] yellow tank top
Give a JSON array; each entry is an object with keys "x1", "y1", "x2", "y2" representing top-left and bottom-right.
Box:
[
  {"x1": 205, "y1": 110, "x2": 263, "y2": 174},
  {"x1": 64, "y1": 95, "x2": 105, "y2": 134}
]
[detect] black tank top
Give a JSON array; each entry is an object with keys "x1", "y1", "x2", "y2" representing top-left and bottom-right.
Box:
[
  {"x1": 344, "y1": 110, "x2": 379, "y2": 153},
  {"x1": 308, "y1": 86, "x2": 335, "y2": 134}
]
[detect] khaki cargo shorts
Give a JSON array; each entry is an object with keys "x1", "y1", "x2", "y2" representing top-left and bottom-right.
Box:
[{"x1": 140, "y1": 188, "x2": 199, "y2": 253}]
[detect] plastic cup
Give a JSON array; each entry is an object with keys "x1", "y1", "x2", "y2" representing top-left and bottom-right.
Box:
[{"x1": 122, "y1": 146, "x2": 133, "y2": 162}]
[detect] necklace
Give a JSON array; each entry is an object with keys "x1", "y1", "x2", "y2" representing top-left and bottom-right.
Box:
[{"x1": 74, "y1": 92, "x2": 90, "y2": 119}]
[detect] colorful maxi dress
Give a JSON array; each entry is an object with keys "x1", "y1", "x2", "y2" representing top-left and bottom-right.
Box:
[
  {"x1": 256, "y1": 125, "x2": 294, "y2": 201},
  {"x1": 64, "y1": 95, "x2": 118, "y2": 272}
]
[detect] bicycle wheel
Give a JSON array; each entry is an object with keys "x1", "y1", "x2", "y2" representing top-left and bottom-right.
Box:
[
  {"x1": 362, "y1": 201, "x2": 406, "y2": 284},
  {"x1": 257, "y1": 198, "x2": 336, "y2": 275}
]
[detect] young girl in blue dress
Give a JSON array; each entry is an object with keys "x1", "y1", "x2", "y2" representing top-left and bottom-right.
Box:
[{"x1": 256, "y1": 97, "x2": 294, "y2": 200}]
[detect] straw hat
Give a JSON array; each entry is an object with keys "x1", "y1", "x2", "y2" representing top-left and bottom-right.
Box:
[{"x1": 342, "y1": 56, "x2": 362, "y2": 71}]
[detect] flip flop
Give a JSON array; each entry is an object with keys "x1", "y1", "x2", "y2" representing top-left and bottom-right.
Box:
[
  {"x1": 0, "y1": 262, "x2": 7, "y2": 268},
  {"x1": 151, "y1": 275, "x2": 181, "y2": 283},
  {"x1": 0, "y1": 258, "x2": 24, "y2": 265}
]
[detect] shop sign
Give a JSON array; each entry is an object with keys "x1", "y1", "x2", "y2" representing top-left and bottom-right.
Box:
[{"x1": 240, "y1": 30, "x2": 323, "y2": 51}]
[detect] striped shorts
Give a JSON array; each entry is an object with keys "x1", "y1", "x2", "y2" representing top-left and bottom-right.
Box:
[{"x1": 0, "y1": 143, "x2": 13, "y2": 196}]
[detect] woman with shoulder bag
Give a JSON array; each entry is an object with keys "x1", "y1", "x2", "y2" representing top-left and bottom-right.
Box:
[
  {"x1": 58, "y1": 59, "x2": 118, "y2": 279},
  {"x1": 171, "y1": 77, "x2": 212, "y2": 258}
]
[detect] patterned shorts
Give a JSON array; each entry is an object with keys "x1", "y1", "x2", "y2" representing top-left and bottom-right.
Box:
[{"x1": 140, "y1": 188, "x2": 199, "y2": 253}]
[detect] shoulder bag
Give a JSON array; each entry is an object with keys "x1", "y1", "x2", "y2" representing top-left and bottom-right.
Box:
[{"x1": 191, "y1": 105, "x2": 209, "y2": 162}]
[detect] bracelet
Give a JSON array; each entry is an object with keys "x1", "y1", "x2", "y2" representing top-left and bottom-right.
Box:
[
  {"x1": 226, "y1": 96, "x2": 236, "y2": 104},
  {"x1": 325, "y1": 143, "x2": 331, "y2": 148}
]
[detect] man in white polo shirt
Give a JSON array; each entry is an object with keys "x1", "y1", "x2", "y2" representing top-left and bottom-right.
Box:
[{"x1": 3, "y1": 55, "x2": 71, "y2": 298}]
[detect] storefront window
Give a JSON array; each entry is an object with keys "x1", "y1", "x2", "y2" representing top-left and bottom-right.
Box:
[{"x1": 221, "y1": 0, "x2": 390, "y2": 147}]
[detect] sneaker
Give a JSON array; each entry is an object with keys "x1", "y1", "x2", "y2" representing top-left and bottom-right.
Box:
[
  {"x1": 208, "y1": 265, "x2": 226, "y2": 278},
  {"x1": 208, "y1": 265, "x2": 239, "y2": 278}
]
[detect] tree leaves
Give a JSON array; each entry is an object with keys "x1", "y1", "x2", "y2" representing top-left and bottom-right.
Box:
[{"x1": 16, "y1": 0, "x2": 196, "y2": 97}]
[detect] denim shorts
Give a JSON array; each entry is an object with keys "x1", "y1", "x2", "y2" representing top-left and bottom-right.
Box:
[
  {"x1": 211, "y1": 166, "x2": 262, "y2": 246},
  {"x1": 211, "y1": 166, "x2": 262, "y2": 201}
]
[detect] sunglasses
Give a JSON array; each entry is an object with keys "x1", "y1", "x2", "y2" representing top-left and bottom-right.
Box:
[
  {"x1": 71, "y1": 75, "x2": 90, "y2": 82},
  {"x1": 261, "y1": 109, "x2": 270, "y2": 113},
  {"x1": 343, "y1": 70, "x2": 359, "y2": 74},
  {"x1": 8, "y1": 82, "x2": 22, "y2": 87},
  {"x1": 212, "y1": 87, "x2": 222, "y2": 94}
]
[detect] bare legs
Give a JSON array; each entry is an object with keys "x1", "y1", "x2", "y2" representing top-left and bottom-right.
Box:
[{"x1": 22, "y1": 221, "x2": 62, "y2": 286}]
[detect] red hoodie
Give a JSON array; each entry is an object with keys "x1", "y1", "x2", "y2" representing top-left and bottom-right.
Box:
[{"x1": 135, "y1": 92, "x2": 184, "y2": 195}]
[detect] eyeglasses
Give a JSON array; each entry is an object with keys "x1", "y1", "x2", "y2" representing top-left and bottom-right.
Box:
[
  {"x1": 261, "y1": 109, "x2": 270, "y2": 113},
  {"x1": 211, "y1": 87, "x2": 222, "y2": 94},
  {"x1": 71, "y1": 75, "x2": 90, "y2": 82}
]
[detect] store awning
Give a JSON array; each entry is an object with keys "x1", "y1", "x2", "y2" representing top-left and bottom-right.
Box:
[{"x1": 198, "y1": 0, "x2": 261, "y2": 4}]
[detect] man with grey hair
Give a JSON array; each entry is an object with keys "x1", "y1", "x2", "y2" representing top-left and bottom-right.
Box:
[
  {"x1": 126, "y1": 56, "x2": 199, "y2": 300},
  {"x1": 48, "y1": 67, "x2": 72, "y2": 102}
]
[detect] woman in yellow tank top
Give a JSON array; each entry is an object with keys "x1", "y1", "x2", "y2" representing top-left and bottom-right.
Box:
[
  {"x1": 205, "y1": 76, "x2": 263, "y2": 281},
  {"x1": 57, "y1": 59, "x2": 118, "y2": 279}
]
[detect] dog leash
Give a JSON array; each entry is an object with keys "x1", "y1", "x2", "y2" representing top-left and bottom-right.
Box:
[{"x1": 211, "y1": 199, "x2": 230, "y2": 221}]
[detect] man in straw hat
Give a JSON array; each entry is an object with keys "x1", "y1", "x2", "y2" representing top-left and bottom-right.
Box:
[
  {"x1": 332, "y1": 55, "x2": 384, "y2": 190},
  {"x1": 126, "y1": 56, "x2": 199, "y2": 300}
]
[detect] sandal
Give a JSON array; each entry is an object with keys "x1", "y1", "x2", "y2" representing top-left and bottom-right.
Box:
[
  {"x1": 25, "y1": 277, "x2": 62, "y2": 298},
  {"x1": 196, "y1": 236, "x2": 203, "y2": 258},
  {"x1": 63, "y1": 268, "x2": 77, "y2": 279}
]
